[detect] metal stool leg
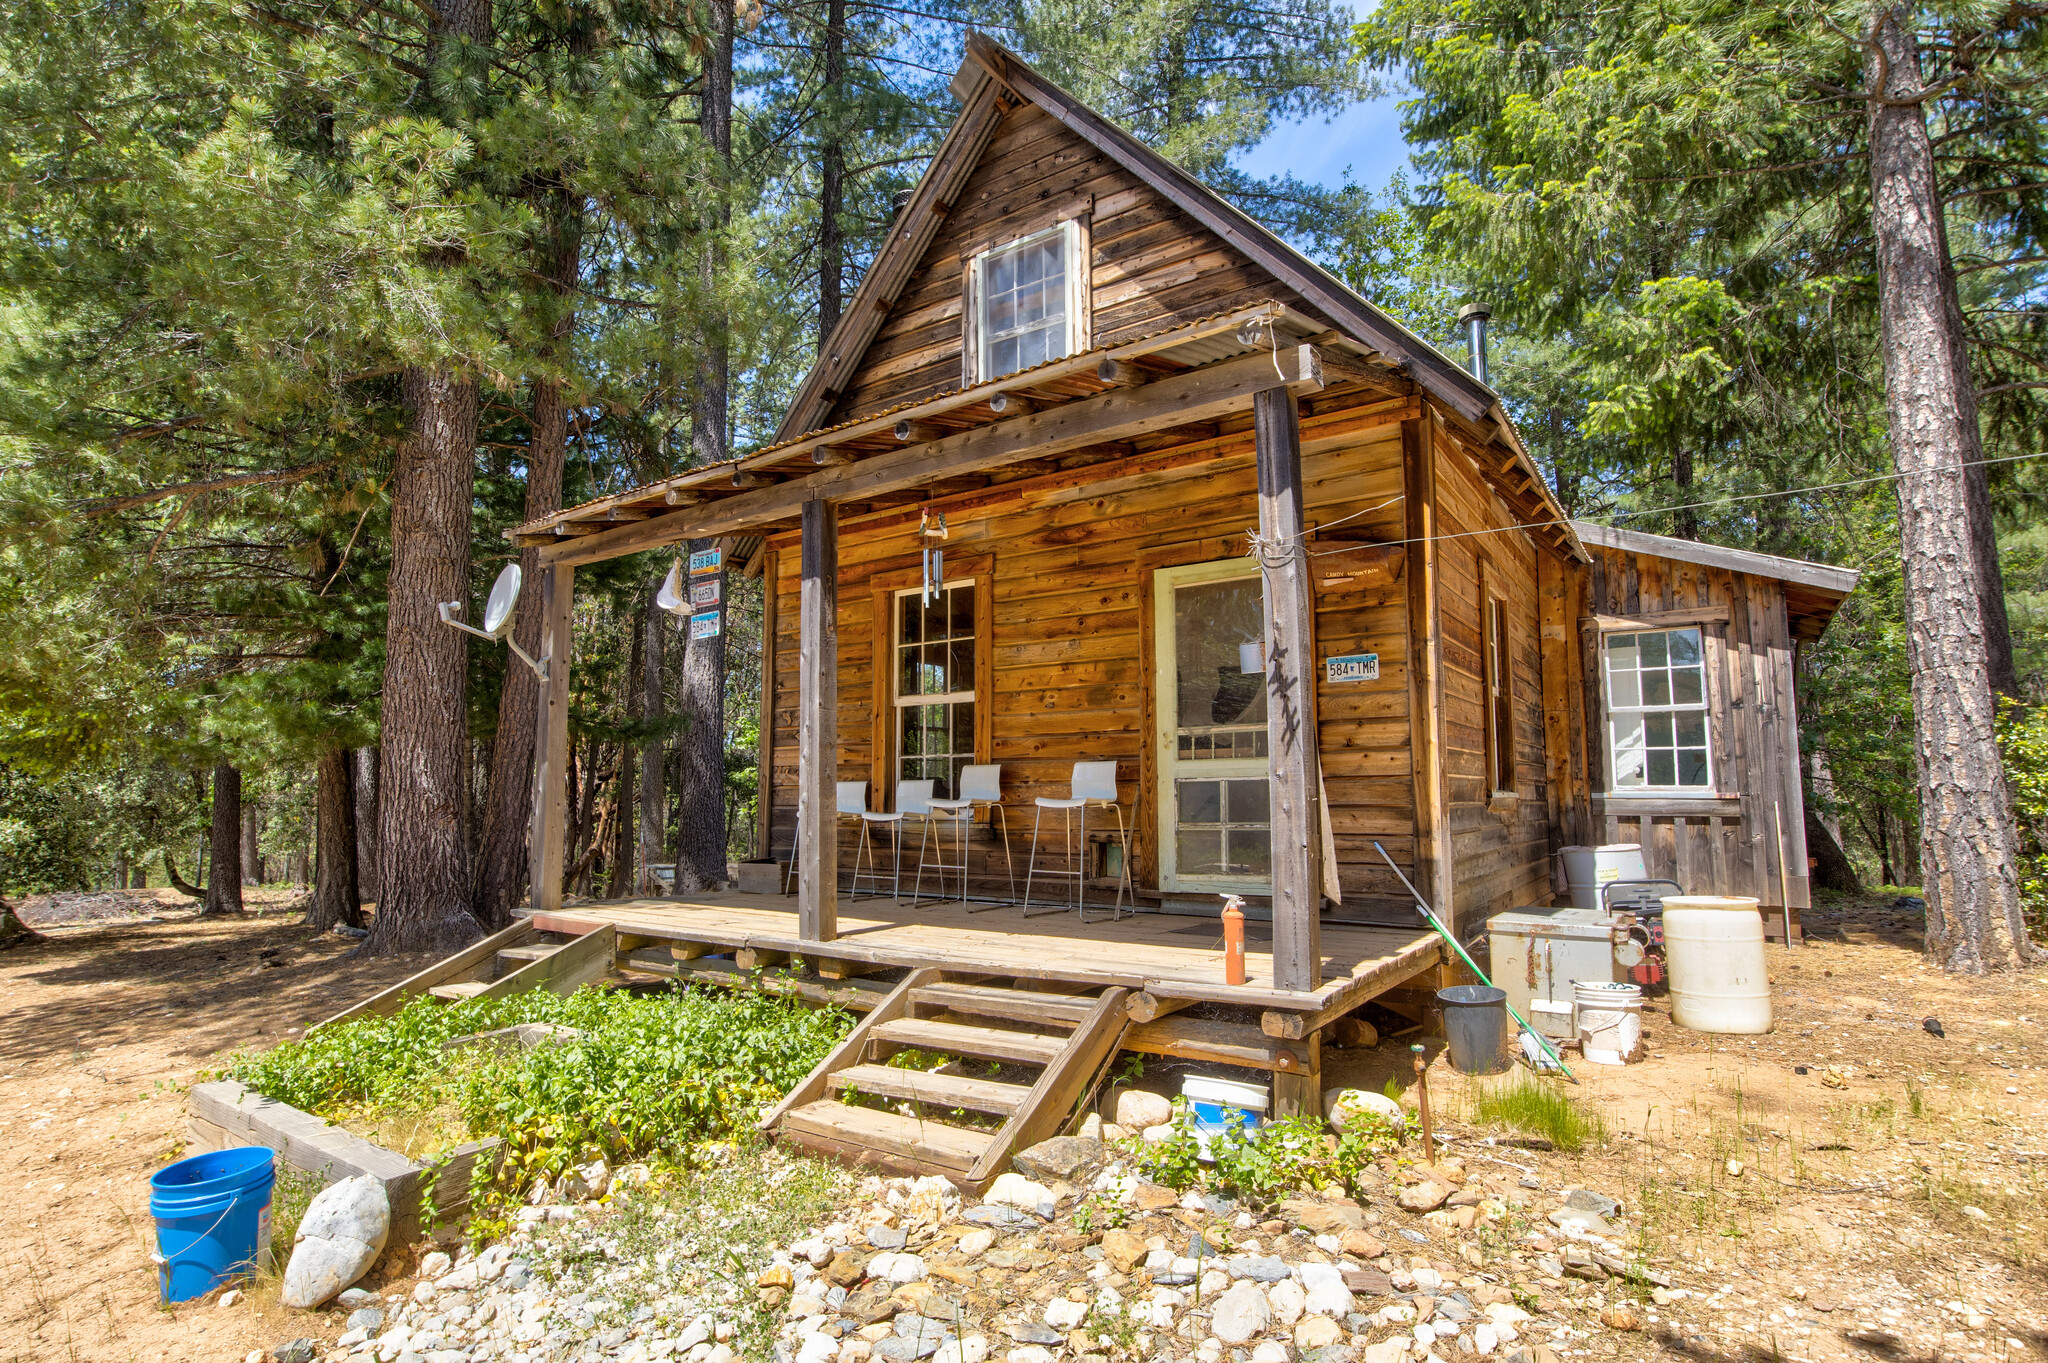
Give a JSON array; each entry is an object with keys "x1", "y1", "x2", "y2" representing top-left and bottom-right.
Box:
[
  {"x1": 890, "y1": 821, "x2": 904, "y2": 901},
  {"x1": 1072, "y1": 803, "x2": 1087, "y2": 919},
  {"x1": 783, "y1": 809, "x2": 800, "y2": 895},
  {"x1": 1023, "y1": 804, "x2": 1048, "y2": 915}
]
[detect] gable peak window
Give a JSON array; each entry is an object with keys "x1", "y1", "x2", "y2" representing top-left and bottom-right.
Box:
[
  {"x1": 968, "y1": 220, "x2": 1085, "y2": 382},
  {"x1": 1605, "y1": 627, "x2": 1711, "y2": 790}
]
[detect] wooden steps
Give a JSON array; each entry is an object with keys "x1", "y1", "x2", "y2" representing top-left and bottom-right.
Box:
[
  {"x1": 826, "y1": 1063, "x2": 1030, "y2": 1116},
  {"x1": 316, "y1": 923, "x2": 618, "y2": 1029},
  {"x1": 761, "y1": 968, "x2": 1129, "y2": 1191},
  {"x1": 427, "y1": 981, "x2": 491, "y2": 1001}
]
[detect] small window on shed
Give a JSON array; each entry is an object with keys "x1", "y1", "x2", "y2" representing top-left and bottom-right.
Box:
[
  {"x1": 967, "y1": 221, "x2": 1085, "y2": 382},
  {"x1": 1604, "y1": 627, "x2": 1712, "y2": 790}
]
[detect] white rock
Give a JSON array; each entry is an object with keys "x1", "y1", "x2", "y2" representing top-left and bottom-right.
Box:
[
  {"x1": 413, "y1": 1280, "x2": 438, "y2": 1304},
  {"x1": 1141, "y1": 1123, "x2": 1177, "y2": 1144},
  {"x1": 1199, "y1": 1269, "x2": 1232, "y2": 1298},
  {"x1": 793, "y1": 1237, "x2": 834, "y2": 1267},
  {"x1": 280, "y1": 1175, "x2": 391, "y2": 1309},
  {"x1": 436, "y1": 1262, "x2": 480, "y2": 1292},
  {"x1": 338, "y1": 1328, "x2": 369, "y2": 1347},
  {"x1": 1324, "y1": 1088, "x2": 1407, "y2": 1136},
  {"x1": 797, "y1": 1334, "x2": 838, "y2": 1363},
  {"x1": 957, "y1": 1228, "x2": 995, "y2": 1258},
  {"x1": 1251, "y1": 1343, "x2": 1290, "y2": 1363},
  {"x1": 1376, "y1": 1305, "x2": 1418, "y2": 1327},
  {"x1": 1313, "y1": 1234, "x2": 1342, "y2": 1254},
  {"x1": 984, "y1": 1173, "x2": 1055, "y2": 1218},
  {"x1": 1044, "y1": 1297, "x2": 1089, "y2": 1330},
  {"x1": 1483, "y1": 1305, "x2": 1530, "y2": 1327},
  {"x1": 867, "y1": 1253, "x2": 927, "y2": 1284},
  {"x1": 1008, "y1": 1350, "x2": 1055, "y2": 1363},
  {"x1": 418, "y1": 1251, "x2": 453, "y2": 1279},
  {"x1": 1299, "y1": 1262, "x2": 1354, "y2": 1317},
  {"x1": 1414, "y1": 1322, "x2": 1438, "y2": 1349},
  {"x1": 705, "y1": 1347, "x2": 735, "y2": 1363},
  {"x1": 1116, "y1": 1090, "x2": 1175, "y2": 1131},
  {"x1": 933, "y1": 1336, "x2": 989, "y2": 1363},
  {"x1": 1473, "y1": 1324, "x2": 1498, "y2": 1355},
  {"x1": 216, "y1": 1288, "x2": 243, "y2": 1309},
  {"x1": 557, "y1": 1158, "x2": 611, "y2": 1201},
  {"x1": 1210, "y1": 1281, "x2": 1272, "y2": 1344},
  {"x1": 1267, "y1": 1279, "x2": 1307, "y2": 1326},
  {"x1": 1078, "y1": 1113, "x2": 1104, "y2": 1140},
  {"x1": 1365, "y1": 1340, "x2": 1413, "y2": 1363},
  {"x1": 678, "y1": 1317, "x2": 713, "y2": 1350},
  {"x1": 1296, "y1": 1316, "x2": 1344, "y2": 1350}
]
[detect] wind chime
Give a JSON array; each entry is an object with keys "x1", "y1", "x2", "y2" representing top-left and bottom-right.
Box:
[{"x1": 917, "y1": 506, "x2": 948, "y2": 604}]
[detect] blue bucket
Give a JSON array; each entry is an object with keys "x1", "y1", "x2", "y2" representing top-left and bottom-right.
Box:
[{"x1": 148, "y1": 1146, "x2": 277, "y2": 1302}]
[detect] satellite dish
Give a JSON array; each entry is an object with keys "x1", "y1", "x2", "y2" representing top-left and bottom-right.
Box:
[
  {"x1": 655, "y1": 559, "x2": 689, "y2": 615},
  {"x1": 482, "y1": 563, "x2": 522, "y2": 637}
]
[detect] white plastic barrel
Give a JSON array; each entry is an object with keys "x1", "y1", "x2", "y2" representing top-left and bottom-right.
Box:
[
  {"x1": 1557, "y1": 844, "x2": 1647, "y2": 910},
  {"x1": 1663, "y1": 895, "x2": 1773, "y2": 1033},
  {"x1": 1574, "y1": 980, "x2": 1643, "y2": 1064}
]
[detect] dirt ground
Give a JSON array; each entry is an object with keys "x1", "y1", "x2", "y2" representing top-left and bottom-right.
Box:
[{"x1": 0, "y1": 890, "x2": 2041, "y2": 1363}]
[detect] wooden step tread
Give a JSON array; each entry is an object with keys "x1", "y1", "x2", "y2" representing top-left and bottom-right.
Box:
[
  {"x1": 497, "y1": 946, "x2": 557, "y2": 963},
  {"x1": 780, "y1": 1100, "x2": 992, "y2": 1174},
  {"x1": 427, "y1": 981, "x2": 490, "y2": 1000},
  {"x1": 827, "y1": 1063, "x2": 1030, "y2": 1116},
  {"x1": 871, "y1": 1018, "x2": 1065, "y2": 1066},
  {"x1": 911, "y1": 983, "x2": 1095, "y2": 1026}
]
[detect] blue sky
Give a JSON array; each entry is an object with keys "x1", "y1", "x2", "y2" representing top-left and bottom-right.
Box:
[{"x1": 1235, "y1": 89, "x2": 1413, "y2": 198}]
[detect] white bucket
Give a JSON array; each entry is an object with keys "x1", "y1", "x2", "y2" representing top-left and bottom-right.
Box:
[
  {"x1": 1182, "y1": 1076, "x2": 1269, "y2": 1160},
  {"x1": 1557, "y1": 844, "x2": 1647, "y2": 910},
  {"x1": 1663, "y1": 895, "x2": 1773, "y2": 1034},
  {"x1": 1574, "y1": 980, "x2": 1643, "y2": 1064}
]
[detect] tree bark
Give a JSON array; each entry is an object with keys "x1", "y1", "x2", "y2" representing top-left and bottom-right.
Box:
[
  {"x1": 1671, "y1": 445, "x2": 1697, "y2": 540},
  {"x1": 367, "y1": 364, "x2": 483, "y2": 954},
  {"x1": 163, "y1": 851, "x2": 203, "y2": 898},
  {"x1": 473, "y1": 194, "x2": 579, "y2": 928},
  {"x1": 308, "y1": 744, "x2": 364, "y2": 932},
  {"x1": 817, "y1": 0, "x2": 847, "y2": 344},
  {"x1": 637, "y1": 579, "x2": 668, "y2": 895},
  {"x1": 0, "y1": 897, "x2": 42, "y2": 950},
  {"x1": 1804, "y1": 805, "x2": 1863, "y2": 895},
  {"x1": 1865, "y1": 8, "x2": 2038, "y2": 971},
  {"x1": 241, "y1": 801, "x2": 262, "y2": 885},
  {"x1": 355, "y1": 746, "x2": 380, "y2": 903},
  {"x1": 201, "y1": 762, "x2": 244, "y2": 917},
  {"x1": 674, "y1": 540, "x2": 728, "y2": 891}
]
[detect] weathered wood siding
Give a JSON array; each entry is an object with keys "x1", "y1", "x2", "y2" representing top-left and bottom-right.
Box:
[
  {"x1": 1579, "y1": 543, "x2": 1811, "y2": 913},
  {"x1": 823, "y1": 103, "x2": 1311, "y2": 426},
  {"x1": 763, "y1": 395, "x2": 1423, "y2": 910},
  {"x1": 1431, "y1": 420, "x2": 1555, "y2": 935}
]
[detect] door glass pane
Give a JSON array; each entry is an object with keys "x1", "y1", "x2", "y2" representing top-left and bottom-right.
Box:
[
  {"x1": 1610, "y1": 715, "x2": 1647, "y2": 786},
  {"x1": 1174, "y1": 576, "x2": 1268, "y2": 760},
  {"x1": 1179, "y1": 779, "x2": 1221, "y2": 824},
  {"x1": 1176, "y1": 829, "x2": 1225, "y2": 877}
]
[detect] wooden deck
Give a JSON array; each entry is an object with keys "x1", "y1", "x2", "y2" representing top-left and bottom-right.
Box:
[{"x1": 533, "y1": 891, "x2": 1441, "y2": 1019}]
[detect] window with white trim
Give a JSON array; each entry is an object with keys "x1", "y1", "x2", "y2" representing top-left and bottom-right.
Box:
[
  {"x1": 968, "y1": 221, "x2": 1084, "y2": 381},
  {"x1": 893, "y1": 582, "x2": 977, "y2": 799},
  {"x1": 1604, "y1": 627, "x2": 1711, "y2": 790}
]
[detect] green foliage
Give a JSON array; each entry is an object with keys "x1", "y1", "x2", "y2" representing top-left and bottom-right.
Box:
[
  {"x1": 1468, "y1": 1073, "x2": 1605, "y2": 1153},
  {"x1": 224, "y1": 985, "x2": 854, "y2": 1203},
  {"x1": 1996, "y1": 700, "x2": 2048, "y2": 937},
  {"x1": 1130, "y1": 1106, "x2": 1205, "y2": 1190},
  {"x1": 1126, "y1": 1103, "x2": 1399, "y2": 1205}
]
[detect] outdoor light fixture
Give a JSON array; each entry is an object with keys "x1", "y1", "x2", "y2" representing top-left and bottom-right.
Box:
[{"x1": 438, "y1": 563, "x2": 549, "y2": 681}]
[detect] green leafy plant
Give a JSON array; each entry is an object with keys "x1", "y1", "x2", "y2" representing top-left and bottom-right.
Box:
[
  {"x1": 1073, "y1": 1190, "x2": 1131, "y2": 1234},
  {"x1": 1129, "y1": 1104, "x2": 1204, "y2": 1190},
  {"x1": 1209, "y1": 1113, "x2": 1336, "y2": 1206}
]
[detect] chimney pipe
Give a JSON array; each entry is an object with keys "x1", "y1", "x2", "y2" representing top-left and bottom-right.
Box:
[{"x1": 1458, "y1": 302, "x2": 1492, "y2": 387}]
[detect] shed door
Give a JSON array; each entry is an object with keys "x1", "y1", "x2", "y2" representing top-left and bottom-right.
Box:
[{"x1": 1154, "y1": 560, "x2": 1271, "y2": 893}]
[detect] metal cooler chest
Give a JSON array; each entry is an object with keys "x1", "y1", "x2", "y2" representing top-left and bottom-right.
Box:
[{"x1": 1488, "y1": 906, "x2": 1629, "y2": 1039}]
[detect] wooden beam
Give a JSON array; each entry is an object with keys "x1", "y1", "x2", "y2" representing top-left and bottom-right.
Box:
[
  {"x1": 1270, "y1": 1031, "x2": 1322, "y2": 1120},
  {"x1": 476, "y1": 925, "x2": 617, "y2": 1002},
  {"x1": 1094, "y1": 358, "x2": 1147, "y2": 388},
  {"x1": 755, "y1": 548, "x2": 776, "y2": 860},
  {"x1": 798, "y1": 496, "x2": 839, "y2": 943},
  {"x1": 540, "y1": 347, "x2": 1326, "y2": 567},
  {"x1": 528, "y1": 562, "x2": 574, "y2": 916},
  {"x1": 894, "y1": 419, "x2": 941, "y2": 442},
  {"x1": 313, "y1": 921, "x2": 537, "y2": 1029},
  {"x1": 1403, "y1": 418, "x2": 1447, "y2": 916},
  {"x1": 986, "y1": 392, "x2": 1036, "y2": 418},
  {"x1": 1255, "y1": 387, "x2": 1322, "y2": 992}
]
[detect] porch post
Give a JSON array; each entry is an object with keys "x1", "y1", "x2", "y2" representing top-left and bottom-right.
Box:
[
  {"x1": 1254, "y1": 386, "x2": 1323, "y2": 992},
  {"x1": 798, "y1": 495, "x2": 840, "y2": 942},
  {"x1": 528, "y1": 561, "x2": 575, "y2": 915}
]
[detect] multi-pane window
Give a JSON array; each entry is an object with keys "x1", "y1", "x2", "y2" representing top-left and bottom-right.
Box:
[
  {"x1": 1174, "y1": 777, "x2": 1272, "y2": 881},
  {"x1": 895, "y1": 583, "x2": 976, "y2": 799},
  {"x1": 974, "y1": 224, "x2": 1075, "y2": 379},
  {"x1": 1605, "y1": 628, "x2": 1711, "y2": 789}
]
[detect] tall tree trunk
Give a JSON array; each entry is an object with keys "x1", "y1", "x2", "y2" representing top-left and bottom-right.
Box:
[
  {"x1": 817, "y1": 0, "x2": 847, "y2": 344},
  {"x1": 308, "y1": 744, "x2": 364, "y2": 932},
  {"x1": 610, "y1": 611, "x2": 646, "y2": 901},
  {"x1": 1671, "y1": 445, "x2": 1697, "y2": 540},
  {"x1": 241, "y1": 801, "x2": 262, "y2": 885},
  {"x1": 355, "y1": 746, "x2": 380, "y2": 903},
  {"x1": 0, "y1": 897, "x2": 42, "y2": 950},
  {"x1": 638, "y1": 579, "x2": 668, "y2": 894},
  {"x1": 368, "y1": 364, "x2": 483, "y2": 954},
  {"x1": 674, "y1": 540, "x2": 728, "y2": 891},
  {"x1": 1865, "y1": 8, "x2": 2037, "y2": 971},
  {"x1": 201, "y1": 762, "x2": 244, "y2": 917},
  {"x1": 474, "y1": 179, "x2": 580, "y2": 926},
  {"x1": 1804, "y1": 806, "x2": 1862, "y2": 895}
]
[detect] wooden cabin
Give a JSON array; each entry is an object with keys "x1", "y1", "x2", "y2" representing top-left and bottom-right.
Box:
[{"x1": 495, "y1": 37, "x2": 1858, "y2": 1183}]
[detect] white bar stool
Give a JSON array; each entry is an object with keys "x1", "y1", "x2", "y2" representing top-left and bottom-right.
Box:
[
  {"x1": 1023, "y1": 760, "x2": 1134, "y2": 922},
  {"x1": 783, "y1": 781, "x2": 870, "y2": 895},
  {"x1": 915, "y1": 764, "x2": 1015, "y2": 907},
  {"x1": 855, "y1": 780, "x2": 934, "y2": 900}
]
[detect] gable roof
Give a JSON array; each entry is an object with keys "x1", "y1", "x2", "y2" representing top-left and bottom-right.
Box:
[
  {"x1": 775, "y1": 35, "x2": 1582, "y2": 558},
  {"x1": 1573, "y1": 521, "x2": 1860, "y2": 639}
]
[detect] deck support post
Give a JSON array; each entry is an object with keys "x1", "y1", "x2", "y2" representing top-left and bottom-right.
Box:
[
  {"x1": 1270, "y1": 1029, "x2": 1322, "y2": 1120},
  {"x1": 528, "y1": 562, "x2": 575, "y2": 915},
  {"x1": 1403, "y1": 416, "x2": 1451, "y2": 924},
  {"x1": 798, "y1": 495, "x2": 840, "y2": 942},
  {"x1": 1254, "y1": 386, "x2": 1322, "y2": 992}
]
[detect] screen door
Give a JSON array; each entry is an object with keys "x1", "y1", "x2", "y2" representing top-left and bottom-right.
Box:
[{"x1": 1153, "y1": 560, "x2": 1272, "y2": 892}]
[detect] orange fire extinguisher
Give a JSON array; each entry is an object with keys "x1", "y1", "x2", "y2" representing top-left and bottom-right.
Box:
[{"x1": 1222, "y1": 894, "x2": 1247, "y2": 985}]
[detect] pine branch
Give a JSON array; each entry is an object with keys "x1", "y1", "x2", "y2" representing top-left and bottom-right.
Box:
[{"x1": 75, "y1": 460, "x2": 335, "y2": 519}]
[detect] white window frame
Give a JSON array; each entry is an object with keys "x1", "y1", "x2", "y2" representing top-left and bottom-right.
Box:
[
  {"x1": 1602, "y1": 626, "x2": 1714, "y2": 793},
  {"x1": 892, "y1": 579, "x2": 978, "y2": 796},
  {"x1": 965, "y1": 219, "x2": 1086, "y2": 384}
]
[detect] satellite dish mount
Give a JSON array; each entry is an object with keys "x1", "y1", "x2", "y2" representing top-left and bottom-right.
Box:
[{"x1": 438, "y1": 563, "x2": 549, "y2": 681}]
